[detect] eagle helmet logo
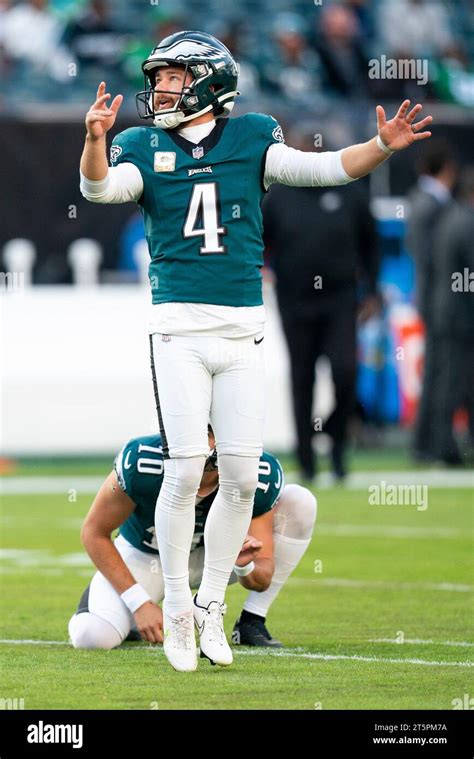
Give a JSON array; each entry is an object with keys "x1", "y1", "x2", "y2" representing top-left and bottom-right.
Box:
[{"x1": 149, "y1": 40, "x2": 223, "y2": 63}]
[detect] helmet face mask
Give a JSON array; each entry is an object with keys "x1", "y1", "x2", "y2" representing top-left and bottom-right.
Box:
[
  {"x1": 135, "y1": 31, "x2": 239, "y2": 129},
  {"x1": 136, "y1": 61, "x2": 195, "y2": 128}
]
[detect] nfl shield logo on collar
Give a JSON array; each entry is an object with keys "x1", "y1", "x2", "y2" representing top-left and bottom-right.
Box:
[{"x1": 192, "y1": 146, "x2": 204, "y2": 160}]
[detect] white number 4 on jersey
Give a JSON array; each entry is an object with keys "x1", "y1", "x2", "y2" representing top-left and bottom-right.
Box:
[{"x1": 183, "y1": 182, "x2": 227, "y2": 254}]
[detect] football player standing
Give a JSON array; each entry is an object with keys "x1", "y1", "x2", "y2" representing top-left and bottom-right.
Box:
[{"x1": 80, "y1": 31, "x2": 432, "y2": 671}]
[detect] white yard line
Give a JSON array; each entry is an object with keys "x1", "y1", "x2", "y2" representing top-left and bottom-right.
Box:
[
  {"x1": 232, "y1": 649, "x2": 474, "y2": 668},
  {"x1": 0, "y1": 567, "x2": 92, "y2": 577},
  {"x1": 285, "y1": 470, "x2": 474, "y2": 490},
  {"x1": 288, "y1": 578, "x2": 473, "y2": 592},
  {"x1": 315, "y1": 524, "x2": 466, "y2": 539},
  {"x1": 0, "y1": 549, "x2": 92, "y2": 568},
  {"x1": 0, "y1": 517, "x2": 466, "y2": 540},
  {"x1": 0, "y1": 516, "x2": 84, "y2": 529},
  {"x1": 0, "y1": 477, "x2": 103, "y2": 495},
  {"x1": 0, "y1": 551, "x2": 470, "y2": 592},
  {"x1": 1, "y1": 470, "x2": 473, "y2": 494},
  {"x1": 0, "y1": 639, "x2": 70, "y2": 646},
  {"x1": 0, "y1": 639, "x2": 470, "y2": 668},
  {"x1": 370, "y1": 638, "x2": 474, "y2": 648}
]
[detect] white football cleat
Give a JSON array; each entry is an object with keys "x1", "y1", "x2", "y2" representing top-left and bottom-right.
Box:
[
  {"x1": 163, "y1": 608, "x2": 197, "y2": 672},
  {"x1": 193, "y1": 595, "x2": 233, "y2": 667}
]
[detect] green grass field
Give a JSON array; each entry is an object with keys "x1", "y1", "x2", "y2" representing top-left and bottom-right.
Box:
[{"x1": 0, "y1": 454, "x2": 473, "y2": 710}]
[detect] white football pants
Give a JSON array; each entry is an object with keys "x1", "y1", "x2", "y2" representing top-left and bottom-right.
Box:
[{"x1": 149, "y1": 332, "x2": 265, "y2": 613}]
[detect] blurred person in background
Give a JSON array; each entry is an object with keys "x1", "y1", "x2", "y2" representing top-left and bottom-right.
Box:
[
  {"x1": 62, "y1": 0, "x2": 124, "y2": 76},
  {"x1": 263, "y1": 130, "x2": 379, "y2": 482},
  {"x1": 2, "y1": 0, "x2": 71, "y2": 80},
  {"x1": 429, "y1": 167, "x2": 474, "y2": 464},
  {"x1": 343, "y1": 0, "x2": 375, "y2": 42},
  {"x1": 0, "y1": 1, "x2": 12, "y2": 78},
  {"x1": 375, "y1": 0, "x2": 455, "y2": 101},
  {"x1": 121, "y1": 13, "x2": 184, "y2": 90},
  {"x1": 406, "y1": 139, "x2": 458, "y2": 463},
  {"x1": 377, "y1": 0, "x2": 454, "y2": 60},
  {"x1": 312, "y1": 2, "x2": 371, "y2": 99},
  {"x1": 258, "y1": 12, "x2": 322, "y2": 103},
  {"x1": 204, "y1": 18, "x2": 261, "y2": 100},
  {"x1": 431, "y1": 43, "x2": 474, "y2": 109}
]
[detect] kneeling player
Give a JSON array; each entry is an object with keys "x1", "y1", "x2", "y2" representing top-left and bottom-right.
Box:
[{"x1": 68, "y1": 428, "x2": 316, "y2": 653}]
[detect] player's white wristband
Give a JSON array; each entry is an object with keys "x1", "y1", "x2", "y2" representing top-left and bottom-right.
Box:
[
  {"x1": 376, "y1": 134, "x2": 395, "y2": 156},
  {"x1": 120, "y1": 583, "x2": 151, "y2": 614},
  {"x1": 233, "y1": 561, "x2": 255, "y2": 577}
]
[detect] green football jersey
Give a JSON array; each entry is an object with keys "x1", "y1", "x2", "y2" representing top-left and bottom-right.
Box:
[
  {"x1": 110, "y1": 114, "x2": 284, "y2": 307},
  {"x1": 114, "y1": 434, "x2": 284, "y2": 555}
]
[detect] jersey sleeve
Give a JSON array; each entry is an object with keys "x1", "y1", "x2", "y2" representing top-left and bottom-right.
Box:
[
  {"x1": 252, "y1": 113, "x2": 285, "y2": 147},
  {"x1": 109, "y1": 127, "x2": 143, "y2": 169},
  {"x1": 113, "y1": 438, "x2": 136, "y2": 494},
  {"x1": 114, "y1": 438, "x2": 140, "y2": 500},
  {"x1": 113, "y1": 434, "x2": 164, "y2": 506},
  {"x1": 252, "y1": 452, "x2": 285, "y2": 517},
  {"x1": 244, "y1": 113, "x2": 285, "y2": 194}
]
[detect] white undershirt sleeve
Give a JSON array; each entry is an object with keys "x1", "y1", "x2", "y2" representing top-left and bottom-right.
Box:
[
  {"x1": 80, "y1": 162, "x2": 144, "y2": 204},
  {"x1": 264, "y1": 142, "x2": 356, "y2": 191}
]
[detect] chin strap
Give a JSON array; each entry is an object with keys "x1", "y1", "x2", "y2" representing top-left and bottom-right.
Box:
[{"x1": 153, "y1": 111, "x2": 184, "y2": 129}]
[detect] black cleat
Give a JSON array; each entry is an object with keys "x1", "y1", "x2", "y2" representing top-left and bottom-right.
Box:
[
  {"x1": 124, "y1": 628, "x2": 142, "y2": 642},
  {"x1": 200, "y1": 649, "x2": 217, "y2": 665},
  {"x1": 232, "y1": 615, "x2": 283, "y2": 648}
]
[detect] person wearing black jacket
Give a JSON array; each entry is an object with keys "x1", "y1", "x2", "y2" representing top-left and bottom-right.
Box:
[
  {"x1": 406, "y1": 140, "x2": 457, "y2": 462},
  {"x1": 429, "y1": 167, "x2": 474, "y2": 463},
  {"x1": 263, "y1": 136, "x2": 379, "y2": 481}
]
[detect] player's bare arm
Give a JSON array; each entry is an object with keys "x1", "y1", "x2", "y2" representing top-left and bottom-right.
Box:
[
  {"x1": 342, "y1": 99, "x2": 433, "y2": 179},
  {"x1": 80, "y1": 82, "x2": 123, "y2": 181},
  {"x1": 81, "y1": 471, "x2": 163, "y2": 643},
  {"x1": 235, "y1": 510, "x2": 275, "y2": 592}
]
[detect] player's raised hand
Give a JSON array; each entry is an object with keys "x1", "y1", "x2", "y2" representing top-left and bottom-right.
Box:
[
  {"x1": 376, "y1": 100, "x2": 433, "y2": 152},
  {"x1": 85, "y1": 81, "x2": 123, "y2": 140},
  {"x1": 133, "y1": 601, "x2": 164, "y2": 644},
  {"x1": 235, "y1": 535, "x2": 263, "y2": 567}
]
